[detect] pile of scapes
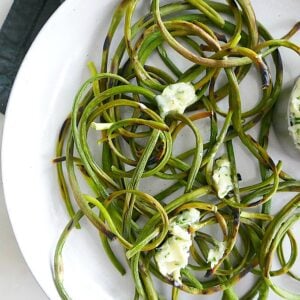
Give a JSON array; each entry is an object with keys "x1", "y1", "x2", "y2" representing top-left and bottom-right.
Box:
[{"x1": 53, "y1": 0, "x2": 300, "y2": 299}]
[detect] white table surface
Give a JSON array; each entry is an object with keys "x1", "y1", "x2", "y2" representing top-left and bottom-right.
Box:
[{"x1": 0, "y1": 1, "x2": 48, "y2": 299}]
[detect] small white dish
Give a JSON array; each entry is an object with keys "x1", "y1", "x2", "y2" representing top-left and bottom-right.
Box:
[{"x1": 273, "y1": 77, "x2": 300, "y2": 158}]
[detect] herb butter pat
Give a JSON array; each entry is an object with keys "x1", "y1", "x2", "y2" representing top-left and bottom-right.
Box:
[
  {"x1": 212, "y1": 157, "x2": 233, "y2": 198},
  {"x1": 207, "y1": 241, "x2": 226, "y2": 269},
  {"x1": 155, "y1": 82, "x2": 197, "y2": 118},
  {"x1": 155, "y1": 209, "x2": 200, "y2": 286},
  {"x1": 288, "y1": 77, "x2": 300, "y2": 149}
]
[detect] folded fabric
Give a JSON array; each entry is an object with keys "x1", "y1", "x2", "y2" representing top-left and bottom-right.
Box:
[{"x1": 0, "y1": 0, "x2": 63, "y2": 114}]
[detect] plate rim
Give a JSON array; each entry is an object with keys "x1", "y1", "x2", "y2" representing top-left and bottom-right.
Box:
[{"x1": 1, "y1": 1, "x2": 80, "y2": 299}]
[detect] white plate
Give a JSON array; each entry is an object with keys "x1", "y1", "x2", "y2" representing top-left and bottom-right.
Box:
[{"x1": 2, "y1": 0, "x2": 300, "y2": 299}]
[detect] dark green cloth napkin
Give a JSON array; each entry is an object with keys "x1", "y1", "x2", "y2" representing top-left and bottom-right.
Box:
[{"x1": 0, "y1": 0, "x2": 63, "y2": 114}]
